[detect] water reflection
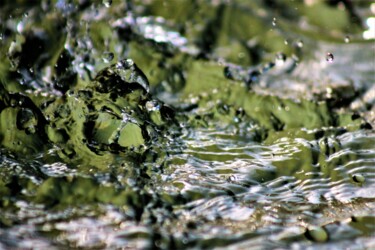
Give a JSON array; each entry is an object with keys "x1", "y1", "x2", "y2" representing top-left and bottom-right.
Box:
[{"x1": 0, "y1": 0, "x2": 374, "y2": 249}]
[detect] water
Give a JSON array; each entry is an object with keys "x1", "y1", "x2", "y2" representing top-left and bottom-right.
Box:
[
  {"x1": 0, "y1": 1, "x2": 374, "y2": 249},
  {"x1": 102, "y1": 52, "x2": 114, "y2": 63},
  {"x1": 326, "y1": 52, "x2": 334, "y2": 63},
  {"x1": 103, "y1": 0, "x2": 112, "y2": 8}
]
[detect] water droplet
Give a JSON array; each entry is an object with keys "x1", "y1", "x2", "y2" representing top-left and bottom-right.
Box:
[
  {"x1": 363, "y1": 17, "x2": 375, "y2": 40},
  {"x1": 246, "y1": 70, "x2": 261, "y2": 86},
  {"x1": 296, "y1": 40, "x2": 304, "y2": 48},
  {"x1": 17, "y1": 108, "x2": 38, "y2": 134},
  {"x1": 17, "y1": 21, "x2": 25, "y2": 33},
  {"x1": 145, "y1": 101, "x2": 160, "y2": 111},
  {"x1": 344, "y1": 36, "x2": 350, "y2": 43},
  {"x1": 275, "y1": 52, "x2": 286, "y2": 65},
  {"x1": 305, "y1": 226, "x2": 328, "y2": 242},
  {"x1": 262, "y1": 62, "x2": 275, "y2": 73},
  {"x1": 235, "y1": 107, "x2": 245, "y2": 118},
  {"x1": 326, "y1": 52, "x2": 334, "y2": 63},
  {"x1": 352, "y1": 174, "x2": 365, "y2": 183},
  {"x1": 102, "y1": 52, "x2": 114, "y2": 63},
  {"x1": 217, "y1": 103, "x2": 230, "y2": 115},
  {"x1": 10, "y1": 99, "x2": 18, "y2": 107},
  {"x1": 124, "y1": 58, "x2": 134, "y2": 67},
  {"x1": 223, "y1": 66, "x2": 233, "y2": 79},
  {"x1": 103, "y1": 0, "x2": 112, "y2": 7},
  {"x1": 272, "y1": 17, "x2": 277, "y2": 26}
]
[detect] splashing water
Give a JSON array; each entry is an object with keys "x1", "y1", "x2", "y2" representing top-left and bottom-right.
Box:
[{"x1": 0, "y1": 1, "x2": 374, "y2": 249}]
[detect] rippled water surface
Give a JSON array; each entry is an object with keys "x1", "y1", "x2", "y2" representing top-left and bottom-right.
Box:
[{"x1": 0, "y1": 0, "x2": 374, "y2": 249}]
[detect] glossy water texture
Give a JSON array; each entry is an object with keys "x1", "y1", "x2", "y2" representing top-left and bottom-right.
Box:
[{"x1": 0, "y1": 1, "x2": 374, "y2": 249}]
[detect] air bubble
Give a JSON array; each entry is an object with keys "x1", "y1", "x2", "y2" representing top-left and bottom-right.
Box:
[
  {"x1": 102, "y1": 52, "x2": 114, "y2": 63},
  {"x1": 103, "y1": 0, "x2": 112, "y2": 7},
  {"x1": 326, "y1": 52, "x2": 334, "y2": 63}
]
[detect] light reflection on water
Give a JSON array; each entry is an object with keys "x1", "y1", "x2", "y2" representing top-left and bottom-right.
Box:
[{"x1": 0, "y1": 0, "x2": 375, "y2": 249}]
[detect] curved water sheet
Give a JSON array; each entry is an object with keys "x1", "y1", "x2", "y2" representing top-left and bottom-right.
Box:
[{"x1": 0, "y1": 0, "x2": 375, "y2": 249}]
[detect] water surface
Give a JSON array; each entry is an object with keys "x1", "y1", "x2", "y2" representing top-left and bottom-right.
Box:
[{"x1": 0, "y1": 0, "x2": 374, "y2": 249}]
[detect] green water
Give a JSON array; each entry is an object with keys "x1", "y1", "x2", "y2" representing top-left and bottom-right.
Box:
[{"x1": 0, "y1": 0, "x2": 374, "y2": 249}]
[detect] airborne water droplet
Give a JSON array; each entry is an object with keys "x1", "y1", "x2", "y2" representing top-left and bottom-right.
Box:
[
  {"x1": 223, "y1": 66, "x2": 233, "y2": 79},
  {"x1": 262, "y1": 62, "x2": 275, "y2": 73},
  {"x1": 326, "y1": 52, "x2": 334, "y2": 63},
  {"x1": 125, "y1": 58, "x2": 134, "y2": 67},
  {"x1": 17, "y1": 21, "x2": 25, "y2": 33},
  {"x1": 275, "y1": 52, "x2": 286, "y2": 65},
  {"x1": 352, "y1": 174, "x2": 365, "y2": 183},
  {"x1": 272, "y1": 17, "x2": 277, "y2": 26},
  {"x1": 296, "y1": 40, "x2": 304, "y2": 48},
  {"x1": 246, "y1": 70, "x2": 261, "y2": 86},
  {"x1": 102, "y1": 52, "x2": 114, "y2": 63},
  {"x1": 103, "y1": 0, "x2": 112, "y2": 7},
  {"x1": 305, "y1": 226, "x2": 328, "y2": 242},
  {"x1": 145, "y1": 100, "x2": 160, "y2": 112}
]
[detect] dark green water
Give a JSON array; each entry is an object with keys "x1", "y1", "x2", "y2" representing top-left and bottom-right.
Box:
[{"x1": 0, "y1": 0, "x2": 374, "y2": 249}]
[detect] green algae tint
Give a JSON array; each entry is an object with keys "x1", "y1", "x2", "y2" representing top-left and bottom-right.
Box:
[{"x1": 0, "y1": 1, "x2": 375, "y2": 249}]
